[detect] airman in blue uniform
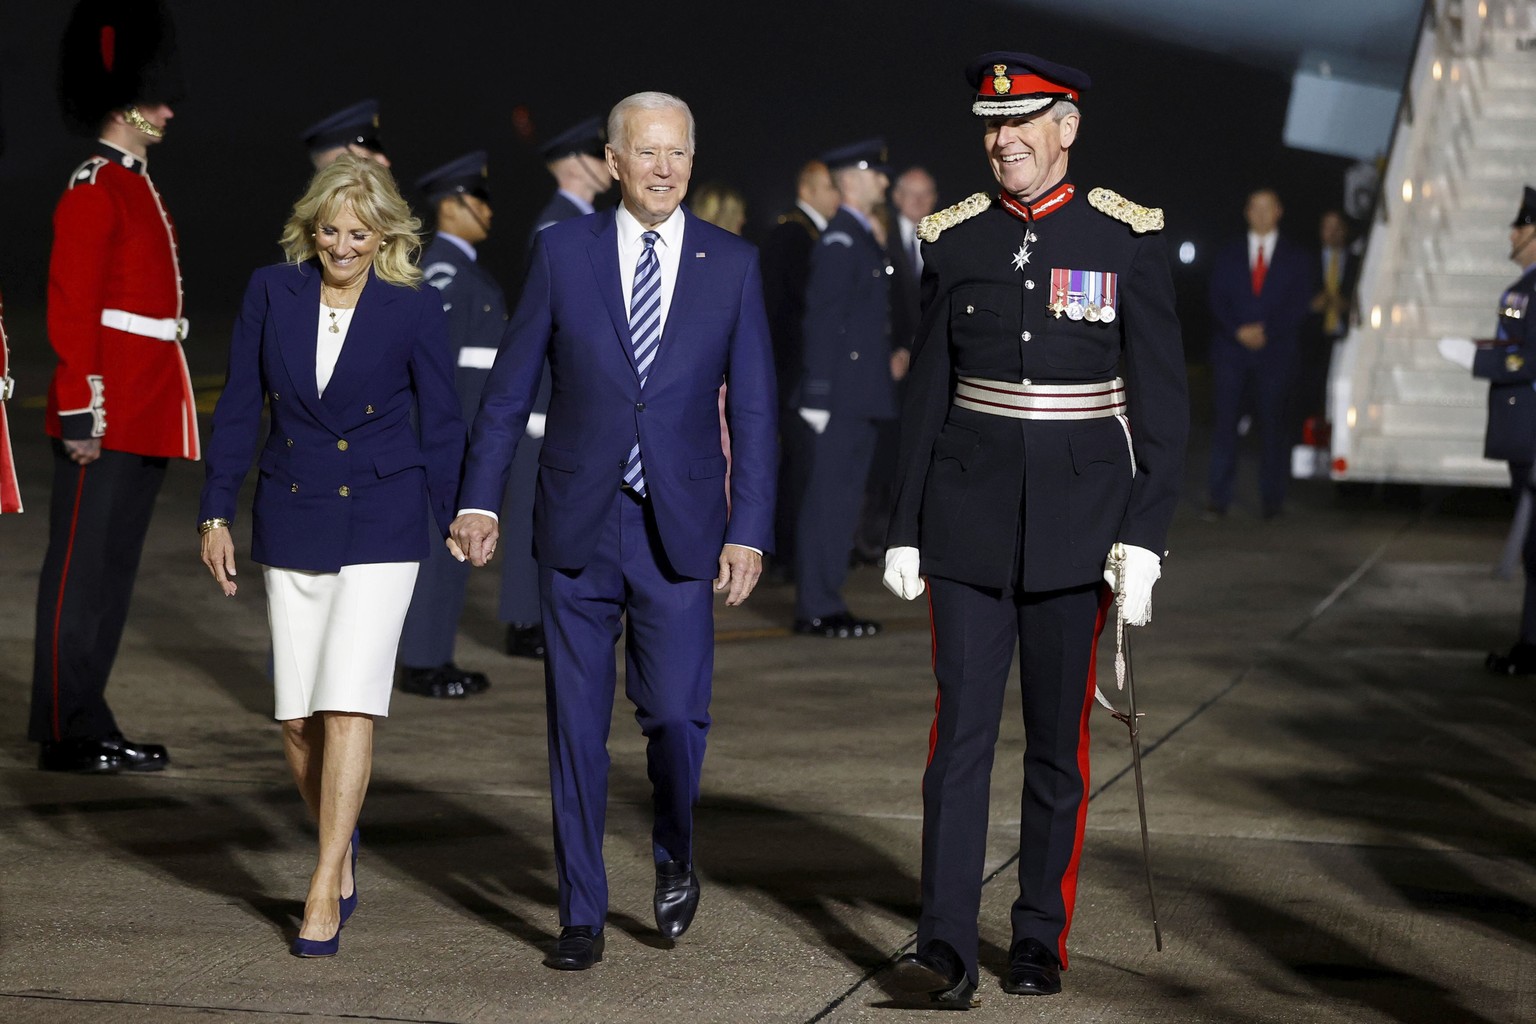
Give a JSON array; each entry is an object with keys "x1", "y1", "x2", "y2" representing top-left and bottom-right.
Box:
[
  {"x1": 300, "y1": 99, "x2": 390, "y2": 169},
  {"x1": 396, "y1": 152, "x2": 503, "y2": 697}
]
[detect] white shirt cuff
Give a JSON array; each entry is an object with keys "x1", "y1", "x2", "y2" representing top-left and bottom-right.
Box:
[{"x1": 457, "y1": 508, "x2": 499, "y2": 523}]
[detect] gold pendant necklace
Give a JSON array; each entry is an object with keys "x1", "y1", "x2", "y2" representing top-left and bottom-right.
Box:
[{"x1": 328, "y1": 310, "x2": 341, "y2": 334}]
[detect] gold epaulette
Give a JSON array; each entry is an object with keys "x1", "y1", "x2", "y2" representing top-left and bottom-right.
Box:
[
  {"x1": 1088, "y1": 187, "x2": 1163, "y2": 234},
  {"x1": 917, "y1": 192, "x2": 991, "y2": 243}
]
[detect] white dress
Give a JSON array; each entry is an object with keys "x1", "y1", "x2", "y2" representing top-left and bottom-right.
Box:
[{"x1": 262, "y1": 304, "x2": 420, "y2": 721}]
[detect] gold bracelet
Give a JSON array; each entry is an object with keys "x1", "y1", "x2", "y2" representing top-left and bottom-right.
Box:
[{"x1": 198, "y1": 517, "x2": 230, "y2": 535}]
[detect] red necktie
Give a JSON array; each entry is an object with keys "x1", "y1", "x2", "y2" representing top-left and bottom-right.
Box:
[{"x1": 1251, "y1": 244, "x2": 1268, "y2": 296}]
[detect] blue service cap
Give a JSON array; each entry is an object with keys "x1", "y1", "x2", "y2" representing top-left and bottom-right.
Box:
[
  {"x1": 538, "y1": 116, "x2": 606, "y2": 161},
  {"x1": 819, "y1": 138, "x2": 889, "y2": 174},
  {"x1": 300, "y1": 99, "x2": 385, "y2": 155},
  {"x1": 966, "y1": 52, "x2": 1089, "y2": 118},
  {"x1": 1515, "y1": 185, "x2": 1536, "y2": 228},
  {"x1": 416, "y1": 151, "x2": 491, "y2": 204}
]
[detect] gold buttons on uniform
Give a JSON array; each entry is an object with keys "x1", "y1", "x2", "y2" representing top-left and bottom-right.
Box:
[
  {"x1": 290, "y1": 483, "x2": 299, "y2": 493},
  {"x1": 286, "y1": 438, "x2": 293, "y2": 447},
  {"x1": 338, "y1": 485, "x2": 351, "y2": 497},
  {"x1": 966, "y1": 305, "x2": 975, "y2": 314},
  {"x1": 365, "y1": 405, "x2": 374, "y2": 414},
  {"x1": 1022, "y1": 331, "x2": 1032, "y2": 341},
  {"x1": 271, "y1": 392, "x2": 280, "y2": 401},
  {"x1": 483, "y1": 304, "x2": 492, "y2": 312},
  {"x1": 337, "y1": 439, "x2": 349, "y2": 451}
]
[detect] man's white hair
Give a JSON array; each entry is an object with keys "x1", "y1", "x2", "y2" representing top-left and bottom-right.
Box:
[{"x1": 607, "y1": 92, "x2": 696, "y2": 154}]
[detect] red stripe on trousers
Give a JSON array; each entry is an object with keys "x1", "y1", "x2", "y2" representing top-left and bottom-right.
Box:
[
  {"x1": 50, "y1": 465, "x2": 89, "y2": 741},
  {"x1": 1056, "y1": 584, "x2": 1115, "y2": 969},
  {"x1": 925, "y1": 578, "x2": 940, "y2": 767}
]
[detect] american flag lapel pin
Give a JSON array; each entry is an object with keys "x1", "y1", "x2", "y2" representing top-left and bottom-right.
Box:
[{"x1": 695, "y1": 251, "x2": 707, "y2": 258}]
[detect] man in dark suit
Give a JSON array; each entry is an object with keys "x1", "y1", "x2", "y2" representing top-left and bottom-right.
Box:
[
  {"x1": 760, "y1": 159, "x2": 840, "y2": 570},
  {"x1": 1443, "y1": 186, "x2": 1536, "y2": 675},
  {"x1": 792, "y1": 140, "x2": 896, "y2": 638},
  {"x1": 1206, "y1": 187, "x2": 1316, "y2": 518},
  {"x1": 883, "y1": 51, "x2": 1187, "y2": 1005},
  {"x1": 1293, "y1": 209, "x2": 1358, "y2": 442},
  {"x1": 493, "y1": 117, "x2": 615, "y2": 662},
  {"x1": 395, "y1": 152, "x2": 502, "y2": 698},
  {"x1": 450, "y1": 92, "x2": 777, "y2": 971}
]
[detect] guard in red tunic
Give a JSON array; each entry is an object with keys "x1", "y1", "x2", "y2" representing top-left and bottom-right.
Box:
[
  {"x1": 884, "y1": 53, "x2": 1187, "y2": 1005},
  {"x1": 30, "y1": 0, "x2": 197, "y2": 773},
  {"x1": 0, "y1": 290, "x2": 20, "y2": 515}
]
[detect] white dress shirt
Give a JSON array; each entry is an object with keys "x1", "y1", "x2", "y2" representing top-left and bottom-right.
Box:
[
  {"x1": 316, "y1": 304, "x2": 354, "y2": 397},
  {"x1": 1247, "y1": 230, "x2": 1278, "y2": 270},
  {"x1": 616, "y1": 202, "x2": 686, "y2": 335}
]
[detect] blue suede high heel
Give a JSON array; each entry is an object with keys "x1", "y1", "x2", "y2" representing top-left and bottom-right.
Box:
[
  {"x1": 290, "y1": 924, "x2": 341, "y2": 958},
  {"x1": 339, "y1": 827, "x2": 360, "y2": 925}
]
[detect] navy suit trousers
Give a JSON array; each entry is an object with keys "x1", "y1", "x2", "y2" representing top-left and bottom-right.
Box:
[
  {"x1": 540, "y1": 487, "x2": 714, "y2": 928},
  {"x1": 1208, "y1": 341, "x2": 1297, "y2": 513}
]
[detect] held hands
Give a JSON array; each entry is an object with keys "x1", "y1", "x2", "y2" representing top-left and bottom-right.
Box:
[
  {"x1": 200, "y1": 527, "x2": 238, "y2": 597},
  {"x1": 448, "y1": 513, "x2": 499, "y2": 566},
  {"x1": 1103, "y1": 542, "x2": 1161, "y2": 627},
  {"x1": 798, "y1": 408, "x2": 830, "y2": 434},
  {"x1": 881, "y1": 546, "x2": 924, "y2": 600},
  {"x1": 1437, "y1": 337, "x2": 1476, "y2": 370},
  {"x1": 715, "y1": 544, "x2": 762, "y2": 606}
]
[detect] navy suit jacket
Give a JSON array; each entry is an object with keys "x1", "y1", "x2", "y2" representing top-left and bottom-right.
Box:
[
  {"x1": 1208, "y1": 234, "x2": 1316, "y2": 360},
  {"x1": 200, "y1": 261, "x2": 465, "y2": 572},
  {"x1": 459, "y1": 207, "x2": 778, "y2": 580}
]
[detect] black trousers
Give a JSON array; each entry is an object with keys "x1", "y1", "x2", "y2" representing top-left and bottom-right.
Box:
[
  {"x1": 29, "y1": 442, "x2": 167, "y2": 742},
  {"x1": 794, "y1": 414, "x2": 878, "y2": 620},
  {"x1": 1510, "y1": 462, "x2": 1536, "y2": 646},
  {"x1": 918, "y1": 575, "x2": 1109, "y2": 983}
]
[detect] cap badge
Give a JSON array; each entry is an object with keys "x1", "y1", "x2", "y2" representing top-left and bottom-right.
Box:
[{"x1": 992, "y1": 64, "x2": 1012, "y2": 95}]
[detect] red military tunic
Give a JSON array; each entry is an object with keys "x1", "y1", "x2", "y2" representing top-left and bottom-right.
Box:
[
  {"x1": 45, "y1": 141, "x2": 199, "y2": 460},
  {"x1": 0, "y1": 289, "x2": 20, "y2": 512}
]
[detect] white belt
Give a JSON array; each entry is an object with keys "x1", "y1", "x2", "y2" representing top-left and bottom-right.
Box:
[
  {"x1": 953, "y1": 376, "x2": 1126, "y2": 420},
  {"x1": 458, "y1": 346, "x2": 497, "y2": 369},
  {"x1": 101, "y1": 308, "x2": 188, "y2": 342}
]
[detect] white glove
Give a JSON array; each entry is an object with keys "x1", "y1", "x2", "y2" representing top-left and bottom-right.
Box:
[
  {"x1": 525, "y1": 412, "x2": 547, "y2": 439},
  {"x1": 882, "y1": 546, "x2": 924, "y2": 600},
  {"x1": 1437, "y1": 337, "x2": 1476, "y2": 370},
  {"x1": 798, "y1": 407, "x2": 830, "y2": 434},
  {"x1": 1103, "y1": 542, "x2": 1161, "y2": 627}
]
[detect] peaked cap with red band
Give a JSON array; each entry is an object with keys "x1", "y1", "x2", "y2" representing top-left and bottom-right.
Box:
[
  {"x1": 966, "y1": 51, "x2": 1090, "y2": 118},
  {"x1": 58, "y1": 0, "x2": 184, "y2": 135}
]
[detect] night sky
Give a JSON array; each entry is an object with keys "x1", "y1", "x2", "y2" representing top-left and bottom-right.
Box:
[{"x1": 0, "y1": 0, "x2": 1364, "y2": 359}]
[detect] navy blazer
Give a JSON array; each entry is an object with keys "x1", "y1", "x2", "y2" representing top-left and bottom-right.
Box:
[
  {"x1": 1208, "y1": 235, "x2": 1316, "y2": 359},
  {"x1": 200, "y1": 261, "x2": 465, "y2": 572},
  {"x1": 459, "y1": 207, "x2": 778, "y2": 580}
]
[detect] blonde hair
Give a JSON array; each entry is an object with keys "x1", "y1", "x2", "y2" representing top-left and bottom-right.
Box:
[
  {"x1": 280, "y1": 154, "x2": 423, "y2": 287},
  {"x1": 690, "y1": 181, "x2": 746, "y2": 235}
]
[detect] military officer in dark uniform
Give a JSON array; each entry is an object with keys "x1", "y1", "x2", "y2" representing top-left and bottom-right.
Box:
[
  {"x1": 394, "y1": 152, "x2": 502, "y2": 697},
  {"x1": 1452, "y1": 186, "x2": 1536, "y2": 674},
  {"x1": 761, "y1": 160, "x2": 841, "y2": 568},
  {"x1": 490, "y1": 117, "x2": 613, "y2": 660},
  {"x1": 300, "y1": 99, "x2": 390, "y2": 169},
  {"x1": 883, "y1": 53, "x2": 1187, "y2": 1005},
  {"x1": 792, "y1": 140, "x2": 897, "y2": 638}
]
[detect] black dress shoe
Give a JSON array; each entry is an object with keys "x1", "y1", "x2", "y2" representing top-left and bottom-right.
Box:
[
  {"x1": 398, "y1": 665, "x2": 470, "y2": 699},
  {"x1": 891, "y1": 941, "x2": 977, "y2": 1009},
  {"x1": 505, "y1": 623, "x2": 547, "y2": 660},
  {"x1": 1002, "y1": 937, "x2": 1061, "y2": 996},
  {"x1": 442, "y1": 662, "x2": 490, "y2": 694},
  {"x1": 543, "y1": 926, "x2": 604, "y2": 970},
  {"x1": 792, "y1": 612, "x2": 881, "y2": 639},
  {"x1": 99, "y1": 733, "x2": 169, "y2": 772},
  {"x1": 1486, "y1": 642, "x2": 1536, "y2": 676},
  {"x1": 38, "y1": 738, "x2": 127, "y2": 774},
  {"x1": 654, "y1": 860, "x2": 700, "y2": 939}
]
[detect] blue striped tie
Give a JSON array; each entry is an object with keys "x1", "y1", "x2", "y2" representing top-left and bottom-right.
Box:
[{"x1": 624, "y1": 230, "x2": 662, "y2": 496}]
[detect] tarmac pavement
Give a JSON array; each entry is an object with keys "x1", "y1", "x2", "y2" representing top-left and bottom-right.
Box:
[{"x1": 2, "y1": 309, "x2": 1533, "y2": 1023}]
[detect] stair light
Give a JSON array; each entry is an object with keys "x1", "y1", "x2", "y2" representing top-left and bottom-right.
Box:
[
  {"x1": 1432, "y1": 60, "x2": 1443, "y2": 81},
  {"x1": 1451, "y1": 65, "x2": 1460, "y2": 82},
  {"x1": 1478, "y1": 0, "x2": 1487, "y2": 18},
  {"x1": 1391, "y1": 305, "x2": 1403, "y2": 326},
  {"x1": 1347, "y1": 406, "x2": 1358, "y2": 429},
  {"x1": 1402, "y1": 178, "x2": 1414, "y2": 203},
  {"x1": 1423, "y1": 181, "x2": 1433, "y2": 198},
  {"x1": 1371, "y1": 305, "x2": 1383, "y2": 329}
]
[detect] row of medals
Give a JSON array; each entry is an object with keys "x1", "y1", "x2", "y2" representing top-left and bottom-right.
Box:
[{"x1": 1049, "y1": 290, "x2": 1116, "y2": 323}]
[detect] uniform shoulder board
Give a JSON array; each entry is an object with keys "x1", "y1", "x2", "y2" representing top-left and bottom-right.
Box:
[
  {"x1": 67, "y1": 156, "x2": 109, "y2": 189},
  {"x1": 422, "y1": 261, "x2": 458, "y2": 291},
  {"x1": 1088, "y1": 187, "x2": 1164, "y2": 234},
  {"x1": 917, "y1": 192, "x2": 991, "y2": 243},
  {"x1": 821, "y1": 230, "x2": 854, "y2": 248}
]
